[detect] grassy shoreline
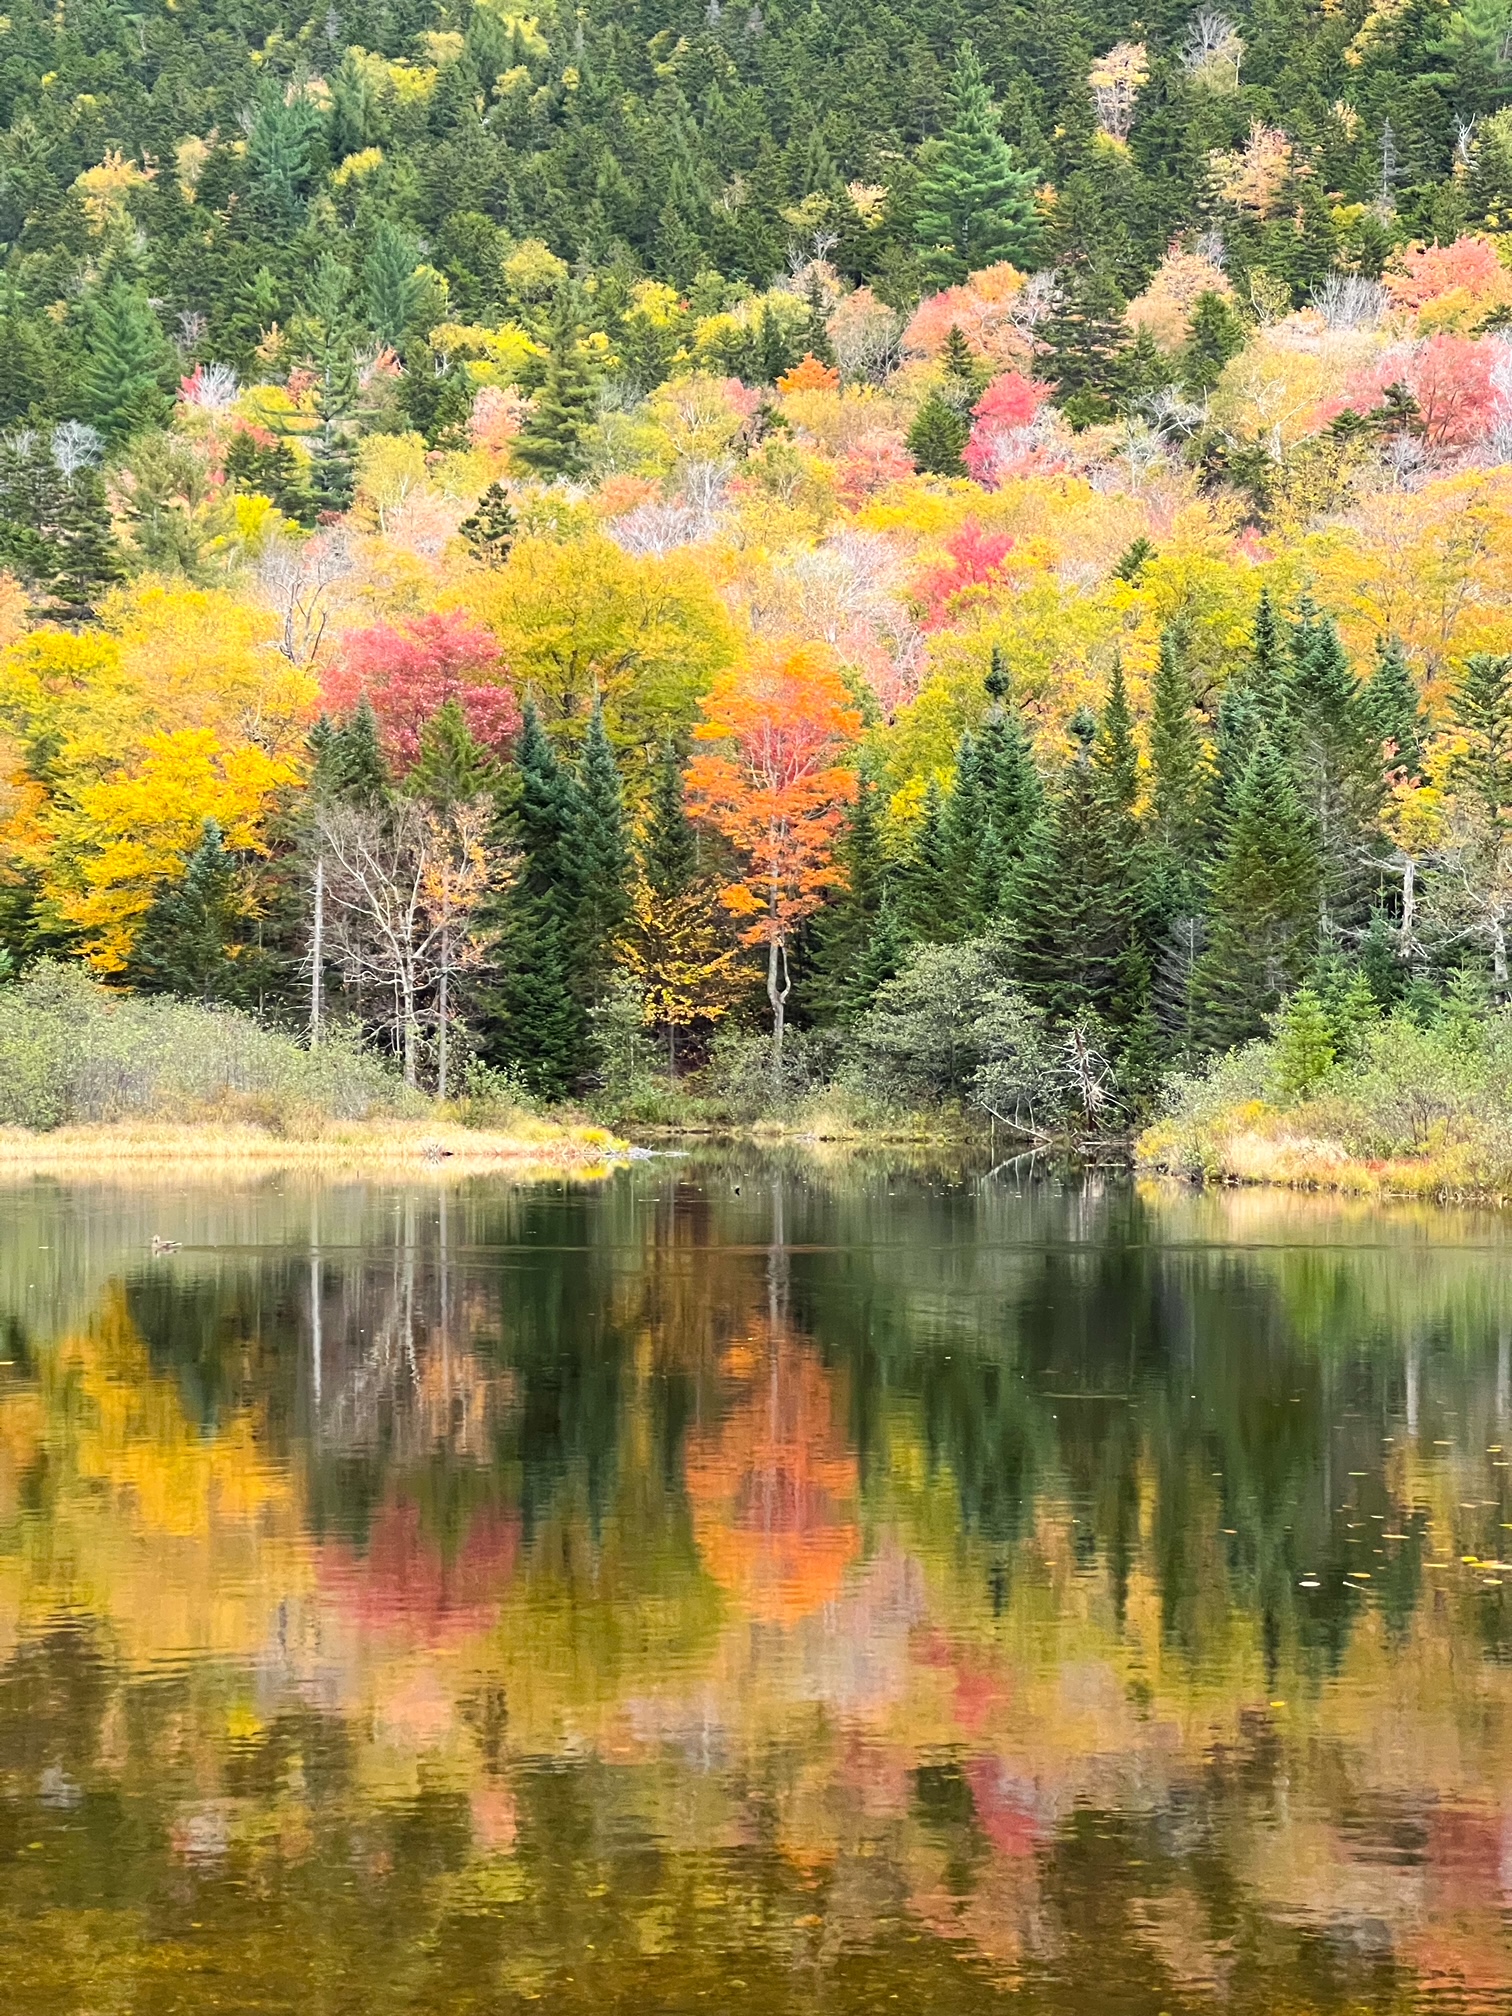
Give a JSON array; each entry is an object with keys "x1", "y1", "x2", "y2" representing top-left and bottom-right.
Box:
[
  {"x1": 1135, "y1": 1111, "x2": 1512, "y2": 1206},
  {"x1": 0, "y1": 1116, "x2": 630, "y2": 1179}
]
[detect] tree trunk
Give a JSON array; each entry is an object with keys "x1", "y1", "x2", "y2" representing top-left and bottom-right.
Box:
[
  {"x1": 1494, "y1": 912, "x2": 1508, "y2": 1000},
  {"x1": 309, "y1": 852, "x2": 325, "y2": 1046},
  {"x1": 402, "y1": 969, "x2": 418, "y2": 1087},
  {"x1": 437, "y1": 933, "x2": 450, "y2": 1102},
  {"x1": 767, "y1": 933, "x2": 789, "y2": 1092},
  {"x1": 1399, "y1": 854, "x2": 1416, "y2": 958}
]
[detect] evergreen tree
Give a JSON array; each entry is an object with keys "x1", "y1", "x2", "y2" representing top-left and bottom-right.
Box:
[
  {"x1": 906, "y1": 393, "x2": 969, "y2": 475},
  {"x1": 940, "y1": 729, "x2": 986, "y2": 934},
  {"x1": 901, "y1": 777, "x2": 949, "y2": 939},
  {"x1": 1092, "y1": 655, "x2": 1139, "y2": 842},
  {"x1": 1248, "y1": 586, "x2": 1292, "y2": 735},
  {"x1": 914, "y1": 42, "x2": 1039, "y2": 284},
  {"x1": 801, "y1": 270, "x2": 835, "y2": 367},
  {"x1": 1011, "y1": 708, "x2": 1140, "y2": 1025},
  {"x1": 1270, "y1": 983, "x2": 1336, "y2": 1101},
  {"x1": 571, "y1": 696, "x2": 632, "y2": 997},
  {"x1": 459, "y1": 482, "x2": 518, "y2": 568},
  {"x1": 0, "y1": 429, "x2": 122, "y2": 623},
  {"x1": 940, "y1": 323, "x2": 986, "y2": 396},
  {"x1": 1179, "y1": 290, "x2": 1246, "y2": 394},
  {"x1": 363, "y1": 220, "x2": 422, "y2": 347},
  {"x1": 1287, "y1": 610, "x2": 1377, "y2": 941},
  {"x1": 315, "y1": 701, "x2": 390, "y2": 808},
  {"x1": 128, "y1": 819, "x2": 250, "y2": 1002},
  {"x1": 514, "y1": 290, "x2": 597, "y2": 478},
  {"x1": 642, "y1": 741, "x2": 699, "y2": 898},
  {"x1": 1192, "y1": 737, "x2": 1320, "y2": 1050},
  {"x1": 976, "y1": 649, "x2": 1045, "y2": 865},
  {"x1": 79, "y1": 282, "x2": 174, "y2": 445},
  {"x1": 408, "y1": 697, "x2": 499, "y2": 809},
  {"x1": 1147, "y1": 627, "x2": 1211, "y2": 871},
  {"x1": 1036, "y1": 269, "x2": 1129, "y2": 428},
  {"x1": 1364, "y1": 634, "x2": 1427, "y2": 778},
  {"x1": 301, "y1": 257, "x2": 360, "y2": 516},
  {"x1": 489, "y1": 702, "x2": 588, "y2": 1096},
  {"x1": 1450, "y1": 651, "x2": 1512, "y2": 828},
  {"x1": 807, "y1": 769, "x2": 894, "y2": 1021}
]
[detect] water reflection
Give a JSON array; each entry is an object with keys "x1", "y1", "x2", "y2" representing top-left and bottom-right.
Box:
[{"x1": 2, "y1": 1162, "x2": 1512, "y2": 2008}]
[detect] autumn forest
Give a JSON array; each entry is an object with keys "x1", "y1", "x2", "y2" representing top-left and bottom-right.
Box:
[{"x1": 2, "y1": 0, "x2": 1512, "y2": 1148}]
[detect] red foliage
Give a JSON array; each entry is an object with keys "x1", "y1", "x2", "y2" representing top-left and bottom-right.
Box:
[
  {"x1": 324, "y1": 611, "x2": 520, "y2": 771},
  {"x1": 963, "y1": 372, "x2": 1052, "y2": 488},
  {"x1": 914, "y1": 520, "x2": 1015, "y2": 628},
  {"x1": 1333, "y1": 335, "x2": 1498, "y2": 451},
  {"x1": 317, "y1": 1494, "x2": 521, "y2": 1648},
  {"x1": 1385, "y1": 234, "x2": 1507, "y2": 312},
  {"x1": 837, "y1": 431, "x2": 915, "y2": 505}
]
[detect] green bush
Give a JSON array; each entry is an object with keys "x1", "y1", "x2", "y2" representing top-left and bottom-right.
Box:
[{"x1": 0, "y1": 963, "x2": 421, "y2": 1131}]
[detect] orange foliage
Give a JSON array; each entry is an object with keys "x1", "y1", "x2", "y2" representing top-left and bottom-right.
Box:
[
  {"x1": 683, "y1": 1328, "x2": 859, "y2": 1624},
  {"x1": 777, "y1": 354, "x2": 841, "y2": 394},
  {"x1": 687, "y1": 644, "x2": 860, "y2": 949}
]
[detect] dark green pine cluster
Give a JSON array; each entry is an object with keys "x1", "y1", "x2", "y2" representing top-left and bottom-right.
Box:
[{"x1": 805, "y1": 600, "x2": 1437, "y2": 1086}]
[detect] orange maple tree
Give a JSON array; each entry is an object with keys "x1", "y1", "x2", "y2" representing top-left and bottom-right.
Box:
[{"x1": 686, "y1": 644, "x2": 860, "y2": 1069}]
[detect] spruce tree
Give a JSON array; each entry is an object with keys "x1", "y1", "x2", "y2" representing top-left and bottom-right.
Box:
[
  {"x1": 316, "y1": 700, "x2": 390, "y2": 808},
  {"x1": 1248, "y1": 585, "x2": 1292, "y2": 737},
  {"x1": 940, "y1": 730, "x2": 986, "y2": 935},
  {"x1": 643, "y1": 741, "x2": 699, "y2": 898},
  {"x1": 1179, "y1": 290, "x2": 1245, "y2": 394},
  {"x1": 408, "y1": 697, "x2": 499, "y2": 809},
  {"x1": 901, "y1": 777, "x2": 950, "y2": 939},
  {"x1": 1288, "y1": 610, "x2": 1377, "y2": 941},
  {"x1": 1092, "y1": 655, "x2": 1139, "y2": 843},
  {"x1": 129, "y1": 820, "x2": 250, "y2": 1003},
  {"x1": 1364, "y1": 634, "x2": 1426, "y2": 778},
  {"x1": 363, "y1": 219, "x2": 422, "y2": 347},
  {"x1": 1011, "y1": 708, "x2": 1139, "y2": 1025},
  {"x1": 1192, "y1": 737, "x2": 1320, "y2": 1050},
  {"x1": 914, "y1": 42, "x2": 1039, "y2": 285},
  {"x1": 807, "y1": 769, "x2": 894, "y2": 1021},
  {"x1": 1147, "y1": 627, "x2": 1211, "y2": 872},
  {"x1": 459, "y1": 482, "x2": 518, "y2": 568},
  {"x1": 489, "y1": 702, "x2": 588, "y2": 1096},
  {"x1": 801, "y1": 270, "x2": 835, "y2": 367},
  {"x1": 906, "y1": 393, "x2": 969, "y2": 476},
  {"x1": 976, "y1": 650, "x2": 1044, "y2": 866},
  {"x1": 940, "y1": 323, "x2": 986, "y2": 396},
  {"x1": 79, "y1": 281, "x2": 174, "y2": 444},
  {"x1": 1450, "y1": 651, "x2": 1512, "y2": 829},
  {"x1": 514, "y1": 289, "x2": 597, "y2": 478},
  {"x1": 572, "y1": 696, "x2": 632, "y2": 998}
]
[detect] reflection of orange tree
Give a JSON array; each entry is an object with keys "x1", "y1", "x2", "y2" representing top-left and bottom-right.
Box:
[{"x1": 683, "y1": 1323, "x2": 859, "y2": 1625}]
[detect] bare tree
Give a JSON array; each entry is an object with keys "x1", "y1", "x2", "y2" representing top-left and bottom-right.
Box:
[
  {"x1": 1181, "y1": 9, "x2": 1243, "y2": 88},
  {"x1": 317, "y1": 797, "x2": 502, "y2": 1088},
  {"x1": 260, "y1": 528, "x2": 354, "y2": 667}
]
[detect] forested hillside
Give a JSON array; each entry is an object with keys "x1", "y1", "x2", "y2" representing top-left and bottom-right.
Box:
[{"x1": 2, "y1": 0, "x2": 1512, "y2": 1139}]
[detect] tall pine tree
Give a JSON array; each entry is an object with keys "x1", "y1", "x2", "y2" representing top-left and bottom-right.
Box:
[{"x1": 914, "y1": 43, "x2": 1039, "y2": 284}]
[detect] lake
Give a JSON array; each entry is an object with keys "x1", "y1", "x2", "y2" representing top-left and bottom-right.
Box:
[{"x1": 2, "y1": 1151, "x2": 1512, "y2": 2011}]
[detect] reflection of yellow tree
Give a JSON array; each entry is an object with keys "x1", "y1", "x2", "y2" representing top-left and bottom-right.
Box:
[{"x1": 684, "y1": 1324, "x2": 859, "y2": 1625}]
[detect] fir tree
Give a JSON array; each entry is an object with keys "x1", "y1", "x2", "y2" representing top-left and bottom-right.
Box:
[
  {"x1": 1450, "y1": 651, "x2": 1512, "y2": 829},
  {"x1": 1036, "y1": 269, "x2": 1129, "y2": 428},
  {"x1": 906, "y1": 394, "x2": 969, "y2": 475},
  {"x1": 1179, "y1": 290, "x2": 1245, "y2": 394},
  {"x1": 940, "y1": 729, "x2": 986, "y2": 935},
  {"x1": 1092, "y1": 655, "x2": 1139, "y2": 841},
  {"x1": 302, "y1": 257, "x2": 360, "y2": 516},
  {"x1": 1192, "y1": 737, "x2": 1320, "y2": 1050},
  {"x1": 1364, "y1": 634, "x2": 1427, "y2": 778},
  {"x1": 315, "y1": 700, "x2": 390, "y2": 808},
  {"x1": 571, "y1": 696, "x2": 632, "y2": 998},
  {"x1": 1270, "y1": 983, "x2": 1336, "y2": 1101},
  {"x1": 79, "y1": 282, "x2": 174, "y2": 445},
  {"x1": 459, "y1": 482, "x2": 518, "y2": 568},
  {"x1": 801, "y1": 270, "x2": 835, "y2": 367},
  {"x1": 976, "y1": 650, "x2": 1045, "y2": 865},
  {"x1": 363, "y1": 219, "x2": 422, "y2": 346},
  {"x1": 1248, "y1": 586, "x2": 1292, "y2": 735},
  {"x1": 642, "y1": 741, "x2": 699, "y2": 898},
  {"x1": 1011, "y1": 708, "x2": 1140, "y2": 1025},
  {"x1": 1147, "y1": 627, "x2": 1211, "y2": 873},
  {"x1": 490, "y1": 702, "x2": 588, "y2": 1096},
  {"x1": 914, "y1": 42, "x2": 1039, "y2": 284},
  {"x1": 1288, "y1": 610, "x2": 1377, "y2": 941},
  {"x1": 940, "y1": 323, "x2": 986, "y2": 396},
  {"x1": 128, "y1": 819, "x2": 250, "y2": 1003},
  {"x1": 807, "y1": 769, "x2": 893, "y2": 1021},
  {"x1": 901, "y1": 777, "x2": 949, "y2": 939},
  {"x1": 514, "y1": 290, "x2": 597, "y2": 478},
  {"x1": 408, "y1": 697, "x2": 499, "y2": 809}
]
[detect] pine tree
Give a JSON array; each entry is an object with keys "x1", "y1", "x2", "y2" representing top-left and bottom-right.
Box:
[
  {"x1": 408, "y1": 697, "x2": 499, "y2": 809},
  {"x1": 976, "y1": 650, "x2": 1044, "y2": 866},
  {"x1": 514, "y1": 289, "x2": 597, "y2": 478},
  {"x1": 939, "y1": 729, "x2": 986, "y2": 935},
  {"x1": 940, "y1": 323, "x2": 986, "y2": 396},
  {"x1": 1270, "y1": 983, "x2": 1336, "y2": 1101},
  {"x1": 302, "y1": 257, "x2": 360, "y2": 516},
  {"x1": 79, "y1": 282, "x2": 174, "y2": 445},
  {"x1": 906, "y1": 393, "x2": 969, "y2": 475},
  {"x1": 316, "y1": 700, "x2": 391, "y2": 808},
  {"x1": 914, "y1": 42, "x2": 1039, "y2": 285},
  {"x1": 1092, "y1": 655, "x2": 1139, "y2": 841},
  {"x1": 801, "y1": 269, "x2": 835, "y2": 367},
  {"x1": 1192, "y1": 737, "x2": 1320, "y2": 1050},
  {"x1": 128, "y1": 820, "x2": 250, "y2": 1003},
  {"x1": 571, "y1": 696, "x2": 632, "y2": 997},
  {"x1": 459, "y1": 482, "x2": 518, "y2": 568},
  {"x1": 1364, "y1": 634, "x2": 1426, "y2": 778}
]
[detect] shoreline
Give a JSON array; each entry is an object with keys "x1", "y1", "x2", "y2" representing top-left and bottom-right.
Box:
[
  {"x1": 0, "y1": 1117, "x2": 631, "y2": 1180},
  {"x1": 1135, "y1": 1123, "x2": 1512, "y2": 1208}
]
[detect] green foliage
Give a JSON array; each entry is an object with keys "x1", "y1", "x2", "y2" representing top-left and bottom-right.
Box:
[
  {"x1": 459, "y1": 483, "x2": 518, "y2": 568},
  {"x1": 914, "y1": 44, "x2": 1039, "y2": 286},
  {"x1": 407, "y1": 698, "x2": 499, "y2": 810},
  {"x1": 127, "y1": 820, "x2": 255, "y2": 1005},
  {"x1": 514, "y1": 291, "x2": 597, "y2": 479},
  {"x1": 1270, "y1": 985, "x2": 1336, "y2": 1101},
  {"x1": 906, "y1": 393, "x2": 970, "y2": 476},
  {"x1": 0, "y1": 961, "x2": 416, "y2": 1130}
]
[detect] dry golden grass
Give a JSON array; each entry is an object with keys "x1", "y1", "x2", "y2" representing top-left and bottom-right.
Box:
[
  {"x1": 1137, "y1": 1108, "x2": 1512, "y2": 1205},
  {"x1": 0, "y1": 1116, "x2": 630, "y2": 1181}
]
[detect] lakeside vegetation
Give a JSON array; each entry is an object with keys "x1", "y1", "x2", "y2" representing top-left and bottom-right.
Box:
[{"x1": 7, "y1": 0, "x2": 1512, "y2": 1166}]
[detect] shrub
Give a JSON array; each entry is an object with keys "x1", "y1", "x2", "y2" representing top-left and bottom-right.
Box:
[{"x1": 0, "y1": 962, "x2": 421, "y2": 1131}]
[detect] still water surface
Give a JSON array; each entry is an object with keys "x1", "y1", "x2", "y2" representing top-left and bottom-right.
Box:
[{"x1": 4, "y1": 1154, "x2": 1512, "y2": 2010}]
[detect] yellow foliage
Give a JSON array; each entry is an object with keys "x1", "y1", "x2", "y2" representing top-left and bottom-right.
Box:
[
  {"x1": 72, "y1": 148, "x2": 153, "y2": 232},
  {"x1": 331, "y1": 145, "x2": 385, "y2": 186},
  {"x1": 502, "y1": 238, "x2": 569, "y2": 300},
  {"x1": 462, "y1": 531, "x2": 737, "y2": 749}
]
